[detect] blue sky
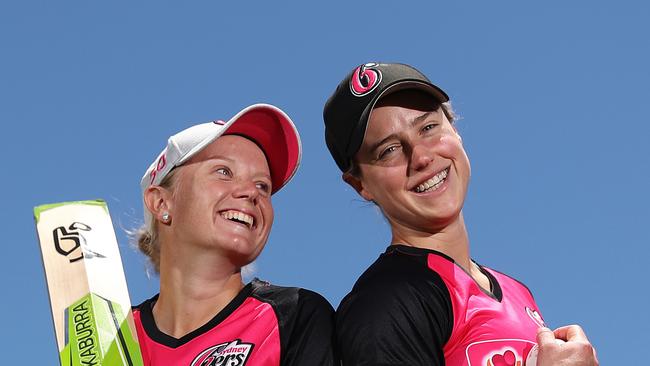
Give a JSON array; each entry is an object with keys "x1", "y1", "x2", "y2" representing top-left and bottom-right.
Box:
[{"x1": 2, "y1": 1, "x2": 648, "y2": 364}]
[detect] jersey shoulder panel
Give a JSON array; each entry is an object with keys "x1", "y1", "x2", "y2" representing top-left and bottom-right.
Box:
[
  {"x1": 345, "y1": 245, "x2": 453, "y2": 305},
  {"x1": 251, "y1": 279, "x2": 337, "y2": 366},
  {"x1": 336, "y1": 246, "x2": 452, "y2": 366}
]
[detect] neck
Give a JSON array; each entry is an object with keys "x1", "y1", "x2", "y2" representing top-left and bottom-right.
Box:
[
  {"x1": 389, "y1": 212, "x2": 492, "y2": 292},
  {"x1": 389, "y1": 212, "x2": 473, "y2": 270},
  {"x1": 153, "y1": 236, "x2": 245, "y2": 338}
]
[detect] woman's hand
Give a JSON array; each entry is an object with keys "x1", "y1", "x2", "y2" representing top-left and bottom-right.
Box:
[{"x1": 533, "y1": 325, "x2": 598, "y2": 366}]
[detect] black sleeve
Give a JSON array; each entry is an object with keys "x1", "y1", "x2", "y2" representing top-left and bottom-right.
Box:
[
  {"x1": 336, "y1": 257, "x2": 453, "y2": 366},
  {"x1": 281, "y1": 289, "x2": 338, "y2": 366},
  {"x1": 253, "y1": 283, "x2": 338, "y2": 366}
]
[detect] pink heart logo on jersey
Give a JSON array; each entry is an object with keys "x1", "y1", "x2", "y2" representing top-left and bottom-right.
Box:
[
  {"x1": 490, "y1": 350, "x2": 518, "y2": 366},
  {"x1": 466, "y1": 339, "x2": 532, "y2": 366}
]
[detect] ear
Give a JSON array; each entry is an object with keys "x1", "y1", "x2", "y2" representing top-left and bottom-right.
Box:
[
  {"x1": 342, "y1": 172, "x2": 374, "y2": 202},
  {"x1": 144, "y1": 185, "x2": 173, "y2": 224}
]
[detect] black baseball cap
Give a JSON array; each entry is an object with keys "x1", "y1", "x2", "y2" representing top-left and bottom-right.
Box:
[{"x1": 323, "y1": 62, "x2": 449, "y2": 172}]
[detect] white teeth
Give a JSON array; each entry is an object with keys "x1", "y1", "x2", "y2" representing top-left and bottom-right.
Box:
[
  {"x1": 220, "y1": 210, "x2": 254, "y2": 228},
  {"x1": 415, "y1": 168, "x2": 449, "y2": 193}
]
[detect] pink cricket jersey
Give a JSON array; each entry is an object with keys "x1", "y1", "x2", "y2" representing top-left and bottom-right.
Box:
[
  {"x1": 337, "y1": 245, "x2": 545, "y2": 366},
  {"x1": 133, "y1": 279, "x2": 336, "y2": 366}
]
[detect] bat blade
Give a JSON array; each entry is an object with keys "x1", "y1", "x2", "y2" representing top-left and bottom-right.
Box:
[{"x1": 35, "y1": 200, "x2": 144, "y2": 366}]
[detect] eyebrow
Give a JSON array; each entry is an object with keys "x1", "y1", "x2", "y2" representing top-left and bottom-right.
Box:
[
  {"x1": 187, "y1": 154, "x2": 234, "y2": 166},
  {"x1": 366, "y1": 111, "x2": 438, "y2": 156},
  {"x1": 204, "y1": 154, "x2": 234, "y2": 163}
]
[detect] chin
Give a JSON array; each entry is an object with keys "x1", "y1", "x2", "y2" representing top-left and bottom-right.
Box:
[
  {"x1": 418, "y1": 207, "x2": 463, "y2": 228},
  {"x1": 224, "y1": 242, "x2": 265, "y2": 267}
]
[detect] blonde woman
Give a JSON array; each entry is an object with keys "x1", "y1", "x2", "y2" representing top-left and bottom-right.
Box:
[{"x1": 134, "y1": 104, "x2": 336, "y2": 366}]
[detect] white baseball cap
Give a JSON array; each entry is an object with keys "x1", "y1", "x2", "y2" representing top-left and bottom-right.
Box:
[{"x1": 141, "y1": 103, "x2": 302, "y2": 227}]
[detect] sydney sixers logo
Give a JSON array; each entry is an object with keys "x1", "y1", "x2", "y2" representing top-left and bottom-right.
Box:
[
  {"x1": 350, "y1": 62, "x2": 382, "y2": 96},
  {"x1": 191, "y1": 339, "x2": 254, "y2": 366}
]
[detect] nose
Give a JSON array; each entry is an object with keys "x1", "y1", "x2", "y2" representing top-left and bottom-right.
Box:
[
  {"x1": 409, "y1": 143, "x2": 434, "y2": 172},
  {"x1": 232, "y1": 180, "x2": 259, "y2": 203}
]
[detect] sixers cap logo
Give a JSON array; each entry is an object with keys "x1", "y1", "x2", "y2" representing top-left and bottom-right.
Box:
[
  {"x1": 191, "y1": 339, "x2": 254, "y2": 366},
  {"x1": 350, "y1": 62, "x2": 382, "y2": 97}
]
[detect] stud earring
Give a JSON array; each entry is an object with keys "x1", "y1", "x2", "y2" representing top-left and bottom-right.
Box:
[{"x1": 162, "y1": 212, "x2": 170, "y2": 222}]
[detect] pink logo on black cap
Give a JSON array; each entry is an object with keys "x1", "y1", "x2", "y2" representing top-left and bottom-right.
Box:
[{"x1": 350, "y1": 63, "x2": 382, "y2": 97}]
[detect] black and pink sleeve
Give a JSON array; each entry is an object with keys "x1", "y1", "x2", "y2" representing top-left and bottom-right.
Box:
[
  {"x1": 335, "y1": 251, "x2": 453, "y2": 366},
  {"x1": 253, "y1": 283, "x2": 338, "y2": 366}
]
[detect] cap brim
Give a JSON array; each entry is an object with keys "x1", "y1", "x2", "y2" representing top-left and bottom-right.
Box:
[
  {"x1": 223, "y1": 104, "x2": 302, "y2": 194},
  {"x1": 347, "y1": 81, "x2": 449, "y2": 158}
]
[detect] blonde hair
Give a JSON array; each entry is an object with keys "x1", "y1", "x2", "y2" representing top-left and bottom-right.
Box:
[{"x1": 135, "y1": 168, "x2": 179, "y2": 273}]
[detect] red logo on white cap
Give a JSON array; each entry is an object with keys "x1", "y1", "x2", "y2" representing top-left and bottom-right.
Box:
[{"x1": 149, "y1": 154, "x2": 167, "y2": 184}]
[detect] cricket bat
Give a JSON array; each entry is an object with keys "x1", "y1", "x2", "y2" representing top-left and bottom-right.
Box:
[{"x1": 34, "y1": 199, "x2": 144, "y2": 366}]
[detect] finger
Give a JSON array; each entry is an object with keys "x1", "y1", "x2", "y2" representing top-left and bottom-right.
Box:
[
  {"x1": 553, "y1": 325, "x2": 589, "y2": 342},
  {"x1": 536, "y1": 327, "x2": 556, "y2": 345}
]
